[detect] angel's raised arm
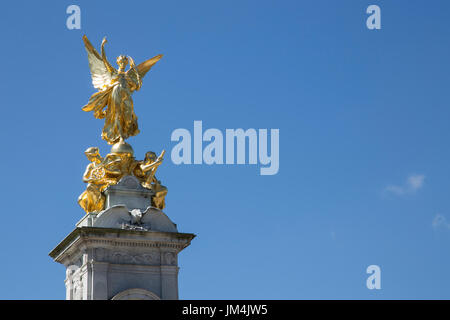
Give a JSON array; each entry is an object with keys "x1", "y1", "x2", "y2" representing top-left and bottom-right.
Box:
[{"x1": 100, "y1": 37, "x2": 116, "y2": 74}]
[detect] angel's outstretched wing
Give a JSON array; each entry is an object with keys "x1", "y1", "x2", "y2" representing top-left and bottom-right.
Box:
[
  {"x1": 126, "y1": 54, "x2": 162, "y2": 91},
  {"x1": 136, "y1": 54, "x2": 163, "y2": 78},
  {"x1": 82, "y1": 35, "x2": 116, "y2": 91}
]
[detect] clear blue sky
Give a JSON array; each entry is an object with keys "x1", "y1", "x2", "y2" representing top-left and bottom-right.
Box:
[{"x1": 0, "y1": 0, "x2": 449, "y2": 299}]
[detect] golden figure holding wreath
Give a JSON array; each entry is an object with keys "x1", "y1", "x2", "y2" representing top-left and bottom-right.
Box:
[{"x1": 82, "y1": 35, "x2": 162, "y2": 145}]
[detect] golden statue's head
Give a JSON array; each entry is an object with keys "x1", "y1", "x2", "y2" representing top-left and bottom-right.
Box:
[
  {"x1": 84, "y1": 147, "x2": 101, "y2": 163},
  {"x1": 116, "y1": 55, "x2": 129, "y2": 70},
  {"x1": 145, "y1": 151, "x2": 157, "y2": 162}
]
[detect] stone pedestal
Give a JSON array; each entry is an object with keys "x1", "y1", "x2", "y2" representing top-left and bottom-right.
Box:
[{"x1": 49, "y1": 176, "x2": 195, "y2": 300}]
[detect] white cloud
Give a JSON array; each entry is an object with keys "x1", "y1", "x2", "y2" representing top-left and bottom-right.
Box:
[
  {"x1": 384, "y1": 174, "x2": 425, "y2": 196},
  {"x1": 384, "y1": 185, "x2": 406, "y2": 196},
  {"x1": 408, "y1": 174, "x2": 425, "y2": 191}
]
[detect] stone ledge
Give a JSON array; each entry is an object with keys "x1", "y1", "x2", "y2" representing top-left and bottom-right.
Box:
[{"x1": 49, "y1": 226, "x2": 195, "y2": 263}]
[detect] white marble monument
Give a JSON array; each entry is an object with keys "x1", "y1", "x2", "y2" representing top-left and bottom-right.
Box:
[{"x1": 49, "y1": 176, "x2": 195, "y2": 300}]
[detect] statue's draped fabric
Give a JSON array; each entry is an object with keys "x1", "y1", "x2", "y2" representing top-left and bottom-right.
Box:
[{"x1": 84, "y1": 72, "x2": 140, "y2": 144}]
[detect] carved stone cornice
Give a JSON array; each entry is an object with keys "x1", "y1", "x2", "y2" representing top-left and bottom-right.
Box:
[{"x1": 49, "y1": 226, "x2": 195, "y2": 265}]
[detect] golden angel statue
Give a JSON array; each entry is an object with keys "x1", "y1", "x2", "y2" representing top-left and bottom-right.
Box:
[{"x1": 82, "y1": 35, "x2": 163, "y2": 145}]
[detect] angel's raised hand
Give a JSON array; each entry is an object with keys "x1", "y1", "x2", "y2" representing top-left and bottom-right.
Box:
[{"x1": 128, "y1": 56, "x2": 136, "y2": 67}]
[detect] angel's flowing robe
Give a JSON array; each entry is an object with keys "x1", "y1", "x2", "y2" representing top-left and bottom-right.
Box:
[{"x1": 83, "y1": 71, "x2": 140, "y2": 145}]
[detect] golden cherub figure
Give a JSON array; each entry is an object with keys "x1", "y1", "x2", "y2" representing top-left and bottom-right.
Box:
[
  {"x1": 140, "y1": 150, "x2": 165, "y2": 189},
  {"x1": 134, "y1": 150, "x2": 168, "y2": 210},
  {"x1": 77, "y1": 147, "x2": 107, "y2": 213},
  {"x1": 78, "y1": 146, "x2": 138, "y2": 213},
  {"x1": 82, "y1": 35, "x2": 162, "y2": 145}
]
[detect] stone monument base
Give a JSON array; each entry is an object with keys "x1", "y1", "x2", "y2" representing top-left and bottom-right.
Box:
[
  {"x1": 50, "y1": 176, "x2": 195, "y2": 300},
  {"x1": 49, "y1": 226, "x2": 194, "y2": 300}
]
